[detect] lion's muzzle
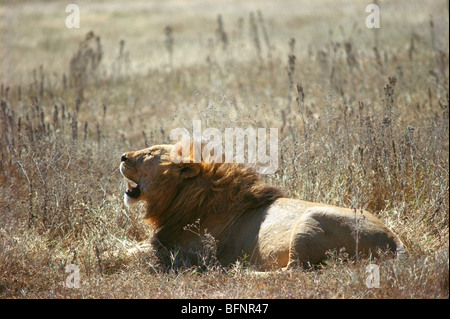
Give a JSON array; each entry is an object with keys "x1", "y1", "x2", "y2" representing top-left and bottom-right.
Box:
[{"x1": 120, "y1": 153, "x2": 142, "y2": 204}]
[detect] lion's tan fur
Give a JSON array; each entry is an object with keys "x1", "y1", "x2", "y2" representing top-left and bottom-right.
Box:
[{"x1": 120, "y1": 143, "x2": 408, "y2": 270}]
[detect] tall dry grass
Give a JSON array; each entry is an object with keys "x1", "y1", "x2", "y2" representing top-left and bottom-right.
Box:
[{"x1": 0, "y1": 0, "x2": 448, "y2": 298}]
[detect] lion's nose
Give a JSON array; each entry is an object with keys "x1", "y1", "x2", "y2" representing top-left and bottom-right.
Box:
[{"x1": 121, "y1": 154, "x2": 128, "y2": 162}]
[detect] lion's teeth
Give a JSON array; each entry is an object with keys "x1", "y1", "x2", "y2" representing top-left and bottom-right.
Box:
[{"x1": 128, "y1": 181, "x2": 138, "y2": 189}]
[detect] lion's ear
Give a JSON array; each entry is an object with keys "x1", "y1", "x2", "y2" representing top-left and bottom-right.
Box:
[{"x1": 179, "y1": 164, "x2": 201, "y2": 179}]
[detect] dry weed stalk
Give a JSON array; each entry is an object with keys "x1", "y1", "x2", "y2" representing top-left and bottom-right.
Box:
[
  {"x1": 216, "y1": 14, "x2": 228, "y2": 51},
  {"x1": 164, "y1": 26, "x2": 174, "y2": 67},
  {"x1": 69, "y1": 31, "x2": 103, "y2": 100},
  {"x1": 249, "y1": 12, "x2": 263, "y2": 70}
]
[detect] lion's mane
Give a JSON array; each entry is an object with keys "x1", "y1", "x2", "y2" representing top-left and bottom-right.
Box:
[{"x1": 144, "y1": 158, "x2": 284, "y2": 253}]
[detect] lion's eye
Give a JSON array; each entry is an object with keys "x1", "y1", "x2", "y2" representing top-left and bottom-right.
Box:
[{"x1": 147, "y1": 151, "x2": 153, "y2": 157}]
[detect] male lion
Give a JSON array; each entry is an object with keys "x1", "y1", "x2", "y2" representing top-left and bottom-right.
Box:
[{"x1": 120, "y1": 143, "x2": 408, "y2": 270}]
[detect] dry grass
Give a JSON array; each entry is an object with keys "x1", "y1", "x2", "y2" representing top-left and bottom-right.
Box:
[{"x1": 0, "y1": 0, "x2": 448, "y2": 299}]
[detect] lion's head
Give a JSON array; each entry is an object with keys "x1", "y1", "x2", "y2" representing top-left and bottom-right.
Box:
[
  {"x1": 120, "y1": 143, "x2": 284, "y2": 248},
  {"x1": 119, "y1": 144, "x2": 173, "y2": 207}
]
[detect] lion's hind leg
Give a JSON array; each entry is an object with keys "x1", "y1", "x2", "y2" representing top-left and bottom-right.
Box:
[{"x1": 286, "y1": 210, "x2": 356, "y2": 269}]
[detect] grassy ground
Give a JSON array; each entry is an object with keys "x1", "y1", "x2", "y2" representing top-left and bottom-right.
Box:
[{"x1": 0, "y1": 0, "x2": 448, "y2": 299}]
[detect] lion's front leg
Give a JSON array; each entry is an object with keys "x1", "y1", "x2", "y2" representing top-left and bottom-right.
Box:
[{"x1": 126, "y1": 241, "x2": 153, "y2": 256}]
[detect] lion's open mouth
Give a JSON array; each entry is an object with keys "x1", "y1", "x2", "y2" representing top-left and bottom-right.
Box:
[
  {"x1": 125, "y1": 179, "x2": 141, "y2": 199},
  {"x1": 120, "y1": 162, "x2": 141, "y2": 199}
]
